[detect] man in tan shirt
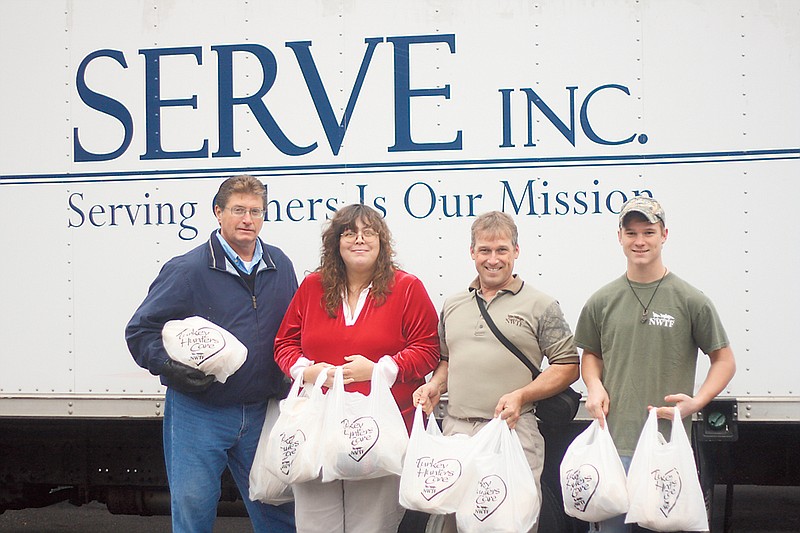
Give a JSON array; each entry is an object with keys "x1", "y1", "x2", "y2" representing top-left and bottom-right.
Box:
[{"x1": 414, "y1": 211, "x2": 579, "y2": 533}]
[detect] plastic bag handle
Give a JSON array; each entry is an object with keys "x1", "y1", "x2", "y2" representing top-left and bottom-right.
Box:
[
  {"x1": 369, "y1": 358, "x2": 395, "y2": 404},
  {"x1": 411, "y1": 404, "x2": 426, "y2": 434},
  {"x1": 471, "y1": 416, "x2": 506, "y2": 454},
  {"x1": 329, "y1": 366, "x2": 346, "y2": 409},
  {"x1": 411, "y1": 403, "x2": 442, "y2": 436},
  {"x1": 669, "y1": 405, "x2": 690, "y2": 446},
  {"x1": 304, "y1": 368, "x2": 329, "y2": 400},
  {"x1": 312, "y1": 368, "x2": 329, "y2": 389},
  {"x1": 287, "y1": 374, "x2": 304, "y2": 399},
  {"x1": 289, "y1": 366, "x2": 330, "y2": 398}
]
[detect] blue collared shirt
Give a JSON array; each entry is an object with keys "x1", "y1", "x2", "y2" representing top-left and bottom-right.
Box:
[{"x1": 215, "y1": 230, "x2": 263, "y2": 274}]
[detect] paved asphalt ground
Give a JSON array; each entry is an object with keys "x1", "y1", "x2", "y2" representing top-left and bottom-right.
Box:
[{"x1": 0, "y1": 484, "x2": 798, "y2": 532}]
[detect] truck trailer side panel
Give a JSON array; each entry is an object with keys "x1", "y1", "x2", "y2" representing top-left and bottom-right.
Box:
[{"x1": 1, "y1": 0, "x2": 798, "y2": 526}]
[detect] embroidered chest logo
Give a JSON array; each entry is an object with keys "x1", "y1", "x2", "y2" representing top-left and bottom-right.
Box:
[
  {"x1": 504, "y1": 314, "x2": 526, "y2": 328},
  {"x1": 647, "y1": 311, "x2": 675, "y2": 328}
]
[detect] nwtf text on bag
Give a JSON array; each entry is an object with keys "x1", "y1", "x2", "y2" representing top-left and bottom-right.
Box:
[
  {"x1": 625, "y1": 407, "x2": 708, "y2": 532},
  {"x1": 249, "y1": 399, "x2": 293, "y2": 505},
  {"x1": 560, "y1": 416, "x2": 629, "y2": 522},
  {"x1": 320, "y1": 362, "x2": 408, "y2": 481},
  {"x1": 399, "y1": 405, "x2": 474, "y2": 514},
  {"x1": 161, "y1": 316, "x2": 247, "y2": 383},
  {"x1": 455, "y1": 417, "x2": 539, "y2": 533},
  {"x1": 264, "y1": 371, "x2": 328, "y2": 484}
]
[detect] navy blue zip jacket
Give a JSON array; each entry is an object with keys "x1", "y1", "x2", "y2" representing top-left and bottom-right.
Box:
[{"x1": 125, "y1": 231, "x2": 298, "y2": 405}]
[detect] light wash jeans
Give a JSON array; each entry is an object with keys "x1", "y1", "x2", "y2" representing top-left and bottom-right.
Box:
[{"x1": 163, "y1": 388, "x2": 296, "y2": 533}]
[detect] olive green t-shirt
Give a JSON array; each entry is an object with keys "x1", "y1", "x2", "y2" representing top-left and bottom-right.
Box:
[{"x1": 575, "y1": 273, "x2": 729, "y2": 455}]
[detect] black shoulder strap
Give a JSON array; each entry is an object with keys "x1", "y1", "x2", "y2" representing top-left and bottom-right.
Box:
[{"x1": 476, "y1": 296, "x2": 541, "y2": 379}]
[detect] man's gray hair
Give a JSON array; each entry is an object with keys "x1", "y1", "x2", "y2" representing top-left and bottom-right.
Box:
[{"x1": 470, "y1": 211, "x2": 519, "y2": 248}]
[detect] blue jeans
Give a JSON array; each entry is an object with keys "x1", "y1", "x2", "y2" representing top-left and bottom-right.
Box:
[{"x1": 164, "y1": 388, "x2": 295, "y2": 533}]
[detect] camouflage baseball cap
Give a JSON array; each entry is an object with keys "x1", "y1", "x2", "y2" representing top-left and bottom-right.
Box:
[{"x1": 618, "y1": 196, "x2": 665, "y2": 226}]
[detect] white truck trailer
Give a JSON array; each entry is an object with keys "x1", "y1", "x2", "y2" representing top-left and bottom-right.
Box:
[{"x1": 1, "y1": 1, "x2": 798, "y2": 530}]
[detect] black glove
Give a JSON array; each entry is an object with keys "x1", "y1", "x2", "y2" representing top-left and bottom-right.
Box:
[{"x1": 159, "y1": 359, "x2": 215, "y2": 394}]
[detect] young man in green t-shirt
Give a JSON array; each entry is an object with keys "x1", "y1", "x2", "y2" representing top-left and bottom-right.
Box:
[{"x1": 574, "y1": 196, "x2": 736, "y2": 533}]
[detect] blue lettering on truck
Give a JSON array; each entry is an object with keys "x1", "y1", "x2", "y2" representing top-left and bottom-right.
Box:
[{"x1": 73, "y1": 34, "x2": 640, "y2": 162}]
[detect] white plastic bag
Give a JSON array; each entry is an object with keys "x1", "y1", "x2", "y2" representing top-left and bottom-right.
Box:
[
  {"x1": 161, "y1": 316, "x2": 247, "y2": 383},
  {"x1": 625, "y1": 407, "x2": 708, "y2": 531},
  {"x1": 560, "y1": 417, "x2": 629, "y2": 522},
  {"x1": 455, "y1": 417, "x2": 539, "y2": 533},
  {"x1": 264, "y1": 371, "x2": 328, "y2": 484},
  {"x1": 399, "y1": 405, "x2": 474, "y2": 514},
  {"x1": 320, "y1": 361, "x2": 409, "y2": 481},
  {"x1": 248, "y1": 399, "x2": 293, "y2": 504}
]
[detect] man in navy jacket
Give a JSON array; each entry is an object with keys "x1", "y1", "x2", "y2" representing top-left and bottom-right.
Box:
[{"x1": 126, "y1": 175, "x2": 297, "y2": 533}]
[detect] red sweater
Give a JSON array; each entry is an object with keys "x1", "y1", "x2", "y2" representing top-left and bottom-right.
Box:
[{"x1": 274, "y1": 270, "x2": 440, "y2": 431}]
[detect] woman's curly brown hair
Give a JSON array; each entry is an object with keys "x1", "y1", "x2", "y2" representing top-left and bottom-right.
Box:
[{"x1": 318, "y1": 204, "x2": 397, "y2": 317}]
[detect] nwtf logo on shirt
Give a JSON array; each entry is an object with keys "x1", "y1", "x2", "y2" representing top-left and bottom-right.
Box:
[{"x1": 647, "y1": 311, "x2": 675, "y2": 328}]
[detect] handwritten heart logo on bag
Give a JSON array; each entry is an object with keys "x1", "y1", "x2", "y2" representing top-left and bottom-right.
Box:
[
  {"x1": 651, "y1": 468, "x2": 682, "y2": 517},
  {"x1": 414, "y1": 456, "x2": 463, "y2": 501},
  {"x1": 342, "y1": 416, "x2": 380, "y2": 462},
  {"x1": 564, "y1": 464, "x2": 600, "y2": 512},
  {"x1": 473, "y1": 475, "x2": 508, "y2": 522},
  {"x1": 279, "y1": 430, "x2": 307, "y2": 475},
  {"x1": 175, "y1": 326, "x2": 226, "y2": 365}
]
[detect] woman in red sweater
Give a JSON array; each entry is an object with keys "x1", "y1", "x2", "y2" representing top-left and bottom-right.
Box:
[{"x1": 273, "y1": 204, "x2": 440, "y2": 533}]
